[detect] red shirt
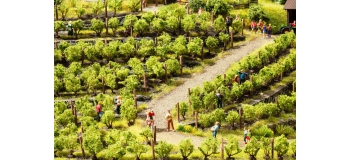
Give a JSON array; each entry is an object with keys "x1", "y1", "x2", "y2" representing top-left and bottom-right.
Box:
[
  {"x1": 291, "y1": 22, "x2": 296, "y2": 27},
  {"x1": 96, "y1": 105, "x2": 101, "y2": 113},
  {"x1": 257, "y1": 22, "x2": 263, "y2": 27},
  {"x1": 148, "y1": 112, "x2": 155, "y2": 117},
  {"x1": 251, "y1": 22, "x2": 257, "y2": 28}
]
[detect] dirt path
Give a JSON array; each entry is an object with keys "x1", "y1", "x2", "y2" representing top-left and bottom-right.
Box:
[{"x1": 145, "y1": 35, "x2": 277, "y2": 129}]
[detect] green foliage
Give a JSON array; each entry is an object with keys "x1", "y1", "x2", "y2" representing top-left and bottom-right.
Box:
[
  {"x1": 54, "y1": 136, "x2": 64, "y2": 151},
  {"x1": 79, "y1": 116, "x2": 96, "y2": 129},
  {"x1": 255, "y1": 102, "x2": 279, "y2": 119},
  {"x1": 243, "y1": 136, "x2": 260, "y2": 157},
  {"x1": 151, "y1": 18, "x2": 166, "y2": 35},
  {"x1": 119, "y1": 42, "x2": 135, "y2": 59},
  {"x1": 165, "y1": 58, "x2": 181, "y2": 75},
  {"x1": 75, "y1": 4, "x2": 86, "y2": 19},
  {"x1": 72, "y1": 19, "x2": 84, "y2": 36},
  {"x1": 58, "y1": 2, "x2": 69, "y2": 20},
  {"x1": 54, "y1": 101, "x2": 67, "y2": 117},
  {"x1": 225, "y1": 135, "x2": 242, "y2": 158},
  {"x1": 63, "y1": 74, "x2": 81, "y2": 94},
  {"x1": 134, "y1": 19, "x2": 149, "y2": 35},
  {"x1": 278, "y1": 94, "x2": 296, "y2": 113},
  {"x1": 219, "y1": 32, "x2": 229, "y2": 45},
  {"x1": 260, "y1": 137, "x2": 271, "y2": 157},
  {"x1": 137, "y1": 38, "x2": 154, "y2": 58},
  {"x1": 190, "y1": 95, "x2": 202, "y2": 112},
  {"x1": 75, "y1": 96, "x2": 96, "y2": 117},
  {"x1": 121, "y1": 131, "x2": 137, "y2": 146},
  {"x1": 64, "y1": 45, "x2": 82, "y2": 62},
  {"x1": 155, "y1": 141, "x2": 174, "y2": 159},
  {"x1": 108, "y1": 0, "x2": 123, "y2": 15},
  {"x1": 120, "y1": 99, "x2": 137, "y2": 123},
  {"x1": 198, "y1": 113, "x2": 213, "y2": 128},
  {"x1": 61, "y1": 134, "x2": 79, "y2": 151},
  {"x1": 179, "y1": 139, "x2": 194, "y2": 159},
  {"x1": 179, "y1": 102, "x2": 189, "y2": 119},
  {"x1": 199, "y1": 20, "x2": 210, "y2": 35},
  {"x1": 128, "y1": 58, "x2": 144, "y2": 77},
  {"x1": 289, "y1": 139, "x2": 296, "y2": 156},
  {"x1": 105, "y1": 141, "x2": 126, "y2": 159},
  {"x1": 251, "y1": 125, "x2": 274, "y2": 140},
  {"x1": 214, "y1": 15, "x2": 225, "y2": 33},
  {"x1": 101, "y1": 110, "x2": 115, "y2": 128},
  {"x1": 198, "y1": 137, "x2": 219, "y2": 159},
  {"x1": 102, "y1": 40, "x2": 120, "y2": 60},
  {"x1": 116, "y1": 67, "x2": 130, "y2": 81},
  {"x1": 59, "y1": 122, "x2": 78, "y2": 136},
  {"x1": 90, "y1": 18, "x2": 104, "y2": 36},
  {"x1": 205, "y1": 36, "x2": 218, "y2": 53},
  {"x1": 58, "y1": 41, "x2": 70, "y2": 52},
  {"x1": 83, "y1": 126, "x2": 104, "y2": 156},
  {"x1": 203, "y1": 91, "x2": 216, "y2": 110},
  {"x1": 211, "y1": 0, "x2": 232, "y2": 16},
  {"x1": 225, "y1": 110, "x2": 239, "y2": 128},
  {"x1": 182, "y1": 15, "x2": 196, "y2": 34},
  {"x1": 141, "y1": 11, "x2": 155, "y2": 25},
  {"x1": 126, "y1": 140, "x2": 148, "y2": 159},
  {"x1": 126, "y1": 0, "x2": 140, "y2": 12},
  {"x1": 274, "y1": 134, "x2": 289, "y2": 157},
  {"x1": 140, "y1": 128, "x2": 153, "y2": 143},
  {"x1": 56, "y1": 109, "x2": 74, "y2": 127},
  {"x1": 91, "y1": 0, "x2": 104, "y2": 17},
  {"x1": 248, "y1": 5, "x2": 269, "y2": 22},
  {"x1": 54, "y1": 21, "x2": 65, "y2": 35},
  {"x1": 54, "y1": 76, "x2": 63, "y2": 94},
  {"x1": 108, "y1": 17, "x2": 120, "y2": 35},
  {"x1": 166, "y1": 16, "x2": 179, "y2": 33},
  {"x1": 95, "y1": 94, "x2": 115, "y2": 111},
  {"x1": 104, "y1": 129, "x2": 121, "y2": 145},
  {"x1": 276, "y1": 125, "x2": 295, "y2": 136},
  {"x1": 211, "y1": 108, "x2": 225, "y2": 123},
  {"x1": 104, "y1": 73, "x2": 117, "y2": 90},
  {"x1": 203, "y1": 81, "x2": 216, "y2": 94},
  {"x1": 189, "y1": 0, "x2": 205, "y2": 13}
]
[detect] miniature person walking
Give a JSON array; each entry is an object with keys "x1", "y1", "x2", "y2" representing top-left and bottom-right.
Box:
[
  {"x1": 115, "y1": 96, "x2": 122, "y2": 115},
  {"x1": 257, "y1": 19, "x2": 263, "y2": 34},
  {"x1": 226, "y1": 17, "x2": 231, "y2": 34},
  {"x1": 243, "y1": 127, "x2": 248, "y2": 144},
  {"x1": 211, "y1": 122, "x2": 220, "y2": 138},
  {"x1": 95, "y1": 102, "x2": 102, "y2": 121},
  {"x1": 251, "y1": 21, "x2": 257, "y2": 33},
  {"x1": 262, "y1": 23, "x2": 267, "y2": 39},
  {"x1": 267, "y1": 24, "x2": 272, "y2": 38},
  {"x1": 216, "y1": 90, "x2": 224, "y2": 108},
  {"x1": 246, "y1": 129, "x2": 251, "y2": 143},
  {"x1": 145, "y1": 117, "x2": 153, "y2": 130},
  {"x1": 165, "y1": 110, "x2": 175, "y2": 131},
  {"x1": 67, "y1": 21, "x2": 74, "y2": 36},
  {"x1": 238, "y1": 69, "x2": 248, "y2": 84}
]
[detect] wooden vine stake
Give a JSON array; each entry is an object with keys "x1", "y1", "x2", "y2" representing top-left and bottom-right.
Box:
[
  {"x1": 221, "y1": 138, "x2": 224, "y2": 160},
  {"x1": 151, "y1": 138, "x2": 155, "y2": 159},
  {"x1": 130, "y1": 20, "x2": 133, "y2": 37},
  {"x1": 140, "y1": 0, "x2": 143, "y2": 11},
  {"x1": 104, "y1": 0, "x2": 108, "y2": 35},
  {"x1": 275, "y1": 97, "x2": 278, "y2": 106},
  {"x1": 153, "y1": 125, "x2": 157, "y2": 143},
  {"x1": 105, "y1": 17, "x2": 109, "y2": 36},
  {"x1": 177, "y1": 102, "x2": 180, "y2": 122},
  {"x1": 188, "y1": 88, "x2": 191, "y2": 105},
  {"x1": 79, "y1": 136, "x2": 85, "y2": 158},
  {"x1": 74, "y1": 106, "x2": 78, "y2": 126},
  {"x1": 292, "y1": 82, "x2": 295, "y2": 92},
  {"x1": 70, "y1": 100, "x2": 74, "y2": 115},
  {"x1": 195, "y1": 112, "x2": 198, "y2": 129}
]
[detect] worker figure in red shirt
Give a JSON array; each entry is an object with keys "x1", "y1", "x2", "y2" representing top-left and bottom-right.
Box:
[
  {"x1": 257, "y1": 19, "x2": 263, "y2": 34},
  {"x1": 147, "y1": 108, "x2": 155, "y2": 125},
  {"x1": 96, "y1": 102, "x2": 102, "y2": 121},
  {"x1": 251, "y1": 21, "x2": 257, "y2": 33},
  {"x1": 291, "y1": 20, "x2": 296, "y2": 27}
]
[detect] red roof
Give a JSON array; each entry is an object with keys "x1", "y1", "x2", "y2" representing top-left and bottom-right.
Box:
[{"x1": 284, "y1": 0, "x2": 296, "y2": 10}]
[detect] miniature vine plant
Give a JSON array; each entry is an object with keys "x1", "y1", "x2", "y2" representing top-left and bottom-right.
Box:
[
  {"x1": 90, "y1": 18, "x2": 104, "y2": 37},
  {"x1": 198, "y1": 113, "x2": 213, "y2": 128},
  {"x1": 225, "y1": 110, "x2": 239, "y2": 129},
  {"x1": 141, "y1": 11, "x2": 155, "y2": 27},
  {"x1": 104, "y1": 129, "x2": 122, "y2": 145},
  {"x1": 274, "y1": 134, "x2": 289, "y2": 160},
  {"x1": 83, "y1": 126, "x2": 104, "y2": 160},
  {"x1": 211, "y1": 108, "x2": 225, "y2": 124},
  {"x1": 179, "y1": 102, "x2": 189, "y2": 120},
  {"x1": 104, "y1": 141, "x2": 126, "y2": 160},
  {"x1": 140, "y1": 128, "x2": 153, "y2": 145},
  {"x1": 260, "y1": 137, "x2": 272, "y2": 159},
  {"x1": 289, "y1": 139, "x2": 296, "y2": 158},
  {"x1": 251, "y1": 125, "x2": 274, "y2": 140},
  {"x1": 179, "y1": 139, "x2": 194, "y2": 160},
  {"x1": 120, "y1": 98, "x2": 137, "y2": 125},
  {"x1": 224, "y1": 135, "x2": 242, "y2": 159},
  {"x1": 75, "y1": 96, "x2": 96, "y2": 117},
  {"x1": 155, "y1": 141, "x2": 174, "y2": 160},
  {"x1": 165, "y1": 58, "x2": 181, "y2": 76},
  {"x1": 243, "y1": 136, "x2": 260, "y2": 160},
  {"x1": 101, "y1": 110, "x2": 115, "y2": 129},
  {"x1": 108, "y1": 0, "x2": 123, "y2": 16},
  {"x1": 127, "y1": 140, "x2": 148, "y2": 160},
  {"x1": 134, "y1": 19, "x2": 149, "y2": 36},
  {"x1": 198, "y1": 137, "x2": 219, "y2": 160},
  {"x1": 206, "y1": 36, "x2": 219, "y2": 54},
  {"x1": 56, "y1": 109, "x2": 74, "y2": 127},
  {"x1": 108, "y1": 17, "x2": 120, "y2": 36},
  {"x1": 151, "y1": 18, "x2": 166, "y2": 36}
]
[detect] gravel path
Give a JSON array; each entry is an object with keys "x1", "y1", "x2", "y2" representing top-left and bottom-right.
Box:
[{"x1": 146, "y1": 35, "x2": 277, "y2": 129}]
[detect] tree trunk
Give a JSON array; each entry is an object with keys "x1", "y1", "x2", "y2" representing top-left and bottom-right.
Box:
[{"x1": 55, "y1": 4, "x2": 58, "y2": 20}]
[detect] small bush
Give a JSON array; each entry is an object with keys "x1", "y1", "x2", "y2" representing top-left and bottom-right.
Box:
[
  {"x1": 251, "y1": 125, "x2": 274, "y2": 140},
  {"x1": 276, "y1": 124, "x2": 294, "y2": 136}
]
